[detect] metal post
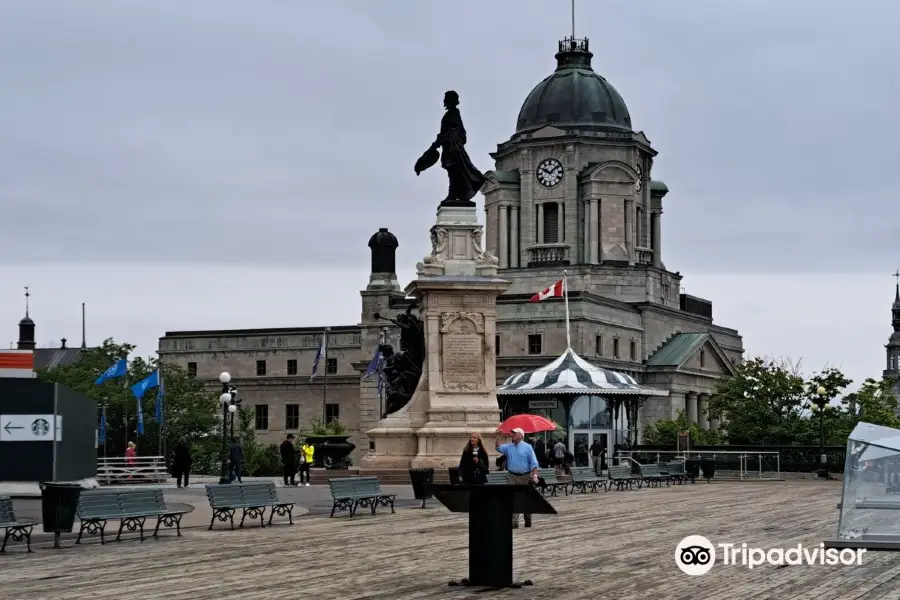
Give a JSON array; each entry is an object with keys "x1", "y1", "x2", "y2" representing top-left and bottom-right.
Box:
[
  {"x1": 219, "y1": 381, "x2": 230, "y2": 484},
  {"x1": 819, "y1": 407, "x2": 827, "y2": 479}
]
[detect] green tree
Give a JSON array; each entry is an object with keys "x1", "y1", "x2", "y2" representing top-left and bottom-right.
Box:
[
  {"x1": 707, "y1": 357, "x2": 848, "y2": 445},
  {"x1": 37, "y1": 338, "x2": 219, "y2": 462},
  {"x1": 234, "y1": 407, "x2": 281, "y2": 476},
  {"x1": 642, "y1": 410, "x2": 723, "y2": 446},
  {"x1": 842, "y1": 377, "x2": 900, "y2": 429}
]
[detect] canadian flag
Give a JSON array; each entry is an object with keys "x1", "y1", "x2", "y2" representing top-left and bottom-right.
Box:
[{"x1": 530, "y1": 280, "x2": 565, "y2": 302}]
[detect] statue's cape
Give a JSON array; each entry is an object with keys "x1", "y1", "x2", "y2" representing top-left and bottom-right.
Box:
[{"x1": 439, "y1": 108, "x2": 488, "y2": 199}]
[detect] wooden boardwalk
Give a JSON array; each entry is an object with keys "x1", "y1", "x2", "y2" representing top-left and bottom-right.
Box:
[{"x1": 5, "y1": 480, "x2": 900, "y2": 600}]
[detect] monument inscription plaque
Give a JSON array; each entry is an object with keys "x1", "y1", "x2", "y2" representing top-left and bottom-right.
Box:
[{"x1": 440, "y1": 312, "x2": 486, "y2": 390}]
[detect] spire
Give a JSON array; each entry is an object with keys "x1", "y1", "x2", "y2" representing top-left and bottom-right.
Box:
[
  {"x1": 17, "y1": 285, "x2": 36, "y2": 350},
  {"x1": 893, "y1": 270, "x2": 899, "y2": 306}
]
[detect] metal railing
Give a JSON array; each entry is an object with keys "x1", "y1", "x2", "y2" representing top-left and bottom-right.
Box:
[
  {"x1": 618, "y1": 450, "x2": 781, "y2": 480},
  {"x1": 97, "y1": 456, "x2": 169, "y2": 485}
]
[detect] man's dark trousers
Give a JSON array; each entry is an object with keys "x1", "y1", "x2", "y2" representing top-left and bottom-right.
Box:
[{"x1": 283, "y1": 463, "x2": 295, "y2": 486}]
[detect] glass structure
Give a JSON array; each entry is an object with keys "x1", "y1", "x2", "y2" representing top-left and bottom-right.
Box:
[{"x1": 829, "y1": 422, "x2": 900, "y2": 549}]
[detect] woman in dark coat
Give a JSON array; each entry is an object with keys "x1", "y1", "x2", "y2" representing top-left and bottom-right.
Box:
[{"x1": 458, "y1": 433, "x2": 490, "y2": 484}]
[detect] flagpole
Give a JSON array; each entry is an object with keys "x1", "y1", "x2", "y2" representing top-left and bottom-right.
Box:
[
  {"x1": 157, "y1": 369, "x2": 163, "y2": 458},
  {"x1": 563, "y1": 270, "x2": 572, "y2": 349},
  {"x1": 322, "y1": 328, "x2": 330, "y2": 423},
  {"x1": 123, "y1": 367, "x2": 129, "y2": 454},
  {"x1": 102, "y1": 402, "x2": 107, "y2": 461}
]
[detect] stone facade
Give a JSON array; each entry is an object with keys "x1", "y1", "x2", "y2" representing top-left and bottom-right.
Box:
[{"x1": 157, "y1": 34, "x2": 745, "y2": 461}]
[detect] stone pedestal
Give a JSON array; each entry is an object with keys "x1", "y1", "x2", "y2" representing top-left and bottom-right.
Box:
[{"x1": 361, "y1": 205, "x2": 509, "y2": 469}]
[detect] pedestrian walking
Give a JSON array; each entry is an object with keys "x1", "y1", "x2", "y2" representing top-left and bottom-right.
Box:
[
  {"x1": 229, "y1": 437, "x2": 244, "y2": 483},
  {"x1": 172, "y1": 438, "x2": 192, "y2": 488},
  {"x1": 495, "y1": 427, "x2": 539, "y2": 528}
]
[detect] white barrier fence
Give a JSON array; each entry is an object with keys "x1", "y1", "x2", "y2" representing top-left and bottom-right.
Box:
[
  {"x1": 97, "y1": 456, "x2": 169, "y2": 485},
  {"x1": 617, "y1": 450, "x2": 782, "y2": 480}
]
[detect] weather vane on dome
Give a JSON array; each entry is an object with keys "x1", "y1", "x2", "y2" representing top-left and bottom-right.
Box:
[
  {"x1": 893, "y1": 270, "x2": 899, "y2": 286},
  {"x1": 24, "y1": 285, "x2": 30, "y2": 317},
  {"x1": 571, "y1": 0, "x2": 576, "y2": 38}
]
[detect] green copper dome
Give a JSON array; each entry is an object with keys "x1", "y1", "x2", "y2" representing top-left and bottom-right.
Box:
[{"x1": 516, "y1": 38, "x2": 631, "y2": 134}]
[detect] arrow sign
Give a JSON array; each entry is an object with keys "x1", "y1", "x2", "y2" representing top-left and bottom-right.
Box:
[
  {"x1": 0, "y1": 414, "x2": 62, "y2": 442},
  {"x1": 3, "y1": 422, "x2": 23, "y2": 435}
]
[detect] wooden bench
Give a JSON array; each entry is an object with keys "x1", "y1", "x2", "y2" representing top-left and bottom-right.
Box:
[
  {"x1": 537, "y1": 468, "x2": 568, "y2": 496},
  {"x1": 205, "y1": 482, "x2": 294, "y2": 530},
  {"x1": 328, "y1": 477, "x2": 396, "y2": 518},
  {"x1": 0, "y1": 496, "x2": 36, "y2": 553},
  {"x1": 76, "y1": 488, "x2": 183, "y2": 544},
  {"x1": 486, "y1": 472, "x2": 509, "y2": 485},
  {"x1": 608, "y1": 464, "x2": 640, "y2": 490},
  {"x1": 568, "y1": 467, "x2": 608, "y2": 493},
  {"x1": 638, "y1": 463, "x2": 670, "y2": 487}
]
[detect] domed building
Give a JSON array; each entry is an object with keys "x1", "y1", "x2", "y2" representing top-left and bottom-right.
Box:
[
  {"x1": 157, "y1": 35, "x2": 745, "y2": 464},
  {"x1": 483, "y1": 36, "x2": 744, "y2": 454}
]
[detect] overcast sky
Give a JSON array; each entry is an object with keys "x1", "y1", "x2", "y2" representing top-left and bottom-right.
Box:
[{"x1": 0, "y1": 1, "x2": 897, "y2": 392}]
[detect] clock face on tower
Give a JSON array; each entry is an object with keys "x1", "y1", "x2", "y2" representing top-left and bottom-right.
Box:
[{"x1": 536, "y1": 158, "x2": 564, "y2": 188}]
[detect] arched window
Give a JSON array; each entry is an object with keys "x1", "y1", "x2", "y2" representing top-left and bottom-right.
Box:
[{"x1": 568, "y1": 396, "x2": 611, "y2": 429}]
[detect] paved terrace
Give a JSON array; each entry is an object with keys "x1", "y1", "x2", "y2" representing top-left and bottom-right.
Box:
[{"x1": 5, "y1": 481, "x2": 900, "y2": 600}]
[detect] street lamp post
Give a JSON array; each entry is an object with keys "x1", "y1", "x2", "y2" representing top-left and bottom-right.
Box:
[
  {"x1": 813, "y1": 385, "x2": 828, "y2": 479},
  {"x1": 218, "y1": 372, "x2": 238, "y2": 484}
]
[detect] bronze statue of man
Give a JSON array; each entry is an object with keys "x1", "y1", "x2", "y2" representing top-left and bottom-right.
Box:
[{"x1": 414, "y1": 90, "x2": 487, "y2": 207}]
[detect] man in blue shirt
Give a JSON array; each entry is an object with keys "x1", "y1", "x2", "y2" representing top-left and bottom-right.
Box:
[{"x1": 495, "y1": 427, "x2": 540, "y2": 528}]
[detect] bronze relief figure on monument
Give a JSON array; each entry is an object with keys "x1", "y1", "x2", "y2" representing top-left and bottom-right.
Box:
[
  {"x1": 414, "y1": 90, "x2": 487, "y2": 208},
  {"x1": 373, "y1": 304, "x2": 426, "y2": 417}
]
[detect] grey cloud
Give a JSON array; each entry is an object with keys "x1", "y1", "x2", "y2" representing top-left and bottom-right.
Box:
[{"x1": 0, "y1": 0, "x2": 897, "y2": 273}]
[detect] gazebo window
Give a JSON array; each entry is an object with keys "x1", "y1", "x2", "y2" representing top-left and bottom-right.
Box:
[{"x1": 569, "y1": 396, "x2": 612, "y2": 429}]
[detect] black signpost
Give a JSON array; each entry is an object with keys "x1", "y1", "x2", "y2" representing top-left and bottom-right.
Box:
[{"x1": 432, "y1": 483, "x2": 557, "y2": 590}]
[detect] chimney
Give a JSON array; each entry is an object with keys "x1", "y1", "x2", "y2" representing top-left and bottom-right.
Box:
[{"x1": 61, "y1": 338, "x2": 67, "y2": 349}]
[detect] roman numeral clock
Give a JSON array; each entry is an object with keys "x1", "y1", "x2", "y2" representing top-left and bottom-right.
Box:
[{"x1": 535, "y1": 157, "x2": 564, "y2": 188}]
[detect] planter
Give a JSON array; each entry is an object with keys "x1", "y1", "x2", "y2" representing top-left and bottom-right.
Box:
[{"x1": 305, "y1": 435, "x2": 355, "y2": 469}]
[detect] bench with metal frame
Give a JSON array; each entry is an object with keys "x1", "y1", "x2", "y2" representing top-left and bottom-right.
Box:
[
  {"x1": 608, "y1": 464, "x2": 640, "y2": 490},
  {"x1": 205, "y1": 482, "x2": 295, "y2": 530},
  {"x1": 537, "y1": 468, "x2": 568, "y2": 497},
  {"x1": 76, "y1": 488, "x2": 183, "y2": 544},
  {"x1": 568, "y1": 467, "x2": 608, "y2": 493},
  {"x1": 0, "y1": 496, "x2": 36, "y2": 553},
  {"x1": 328, "y1": 477, "x2": 396, "y2": 518},
  {"x1": 637, "y1": 463, "x2": 670, "y2": 487}
]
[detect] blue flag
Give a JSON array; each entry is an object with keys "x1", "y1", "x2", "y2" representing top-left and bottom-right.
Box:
[
  {"x1": 130, "y1": 369, "x2": 160, "y2": 400},
  {"x1": 155, "y1": 372, "x2": 164, "y2": 426},
  {"x1": 95, "y1": 358, "x2": 127, "y2": 385},
  {"x1": 98, "y1": 406, "x2": 106, "y2": 444},
  {"x1": 310, "y1": 331, "x2": 328, "y2": 381},
  {"x1": 131, "y1": 369, "x2": 159, "y2": 437},
  {"x1": 362, "y1": 347, "x2": 382, "y2": 381}
]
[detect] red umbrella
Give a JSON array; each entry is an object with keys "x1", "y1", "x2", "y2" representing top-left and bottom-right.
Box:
[{"x1": 497, "y1": 414, "x2": 557, "y2": 435}]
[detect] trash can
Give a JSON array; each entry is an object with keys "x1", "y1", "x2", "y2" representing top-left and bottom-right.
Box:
[
  {"x1": 408, "y1": 468, "x2": 435, "y2": 508},
  {"x1": 700, "y1": 459, "x2": 716, "y2": 482},
  {"x1": 684, "y1": 459, "x2": 701, "y2": 482},
  {"x1": 39, "y1": 482, "x2": 83, "y2": 548},
  {"x1": 448, "y1": 466, "x2": 460, "y2": 486}
]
